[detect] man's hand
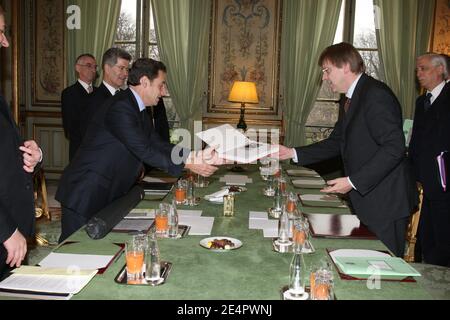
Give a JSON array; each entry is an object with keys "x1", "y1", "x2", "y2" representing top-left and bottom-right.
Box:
[
  {"x1": 19, "y1": 140, "x2": 41, "y2": 173},
  {"x1": 185, "y1": 150, "x2": 219, "y2": 177},
  {"x1": 196, "y1": 147, "x2": 230, "y2": 166},
  {"x1": 321, "y1": 177, "x2": 353, "y2": 194},
  {"x1": 270, "y1": 145, "x2": 295, "y2": 161},
  {"x1": 3, "y1": 230, "x2": 27, "y2": 268}
]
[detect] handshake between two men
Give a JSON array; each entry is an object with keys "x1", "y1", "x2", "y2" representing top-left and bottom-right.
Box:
[{"x1": 184, "y1": 147, "x2": 231, "y2": 177}]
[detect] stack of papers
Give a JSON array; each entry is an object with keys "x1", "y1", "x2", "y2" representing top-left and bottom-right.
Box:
[
  {"x1": 286, "y1": 169, "x2": 320, "y2": 177},
  {"x1": 0, "y1": 266, "x2": 97, "y2": 299},
  {"x1": 125, "y1": 208, "x2": 156, "y2": 219},
  {"x1": 196, "y1": 124, "x2": 279, "y2": 163},
  {"x1": 219, "y1": 175, "x2": 253, "y2": 186},
  {"x1": 113, "y1": 219, "x2": 155, "y2": 232}
]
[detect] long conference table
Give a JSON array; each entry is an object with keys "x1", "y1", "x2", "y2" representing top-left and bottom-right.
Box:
[{"x1": 56, "y1": 165, "x2": 431, "y2": 300}]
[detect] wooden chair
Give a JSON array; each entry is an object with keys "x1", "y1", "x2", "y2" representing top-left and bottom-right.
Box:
[
  {"x1": 404, "y1": 184, "x2": 423, "y2": 262},
  {"x1": 33, "y1": 168, "x2": 50, "y2": 220}
]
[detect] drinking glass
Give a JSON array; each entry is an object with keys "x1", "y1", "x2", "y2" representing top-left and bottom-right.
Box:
[{"x1": 125, "y1": 236, "x2": 145, "y2": 283}]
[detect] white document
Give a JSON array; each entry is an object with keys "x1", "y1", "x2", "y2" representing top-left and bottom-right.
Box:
[
  {"x1": 0, "y1": 266, "x2": 97, "y2": 295},
  {"x1": 178, "y1": 210, "x2": 203, "y2": 217},
  {"x1": 113, "y1": 219, "x2": 154, "y2": 232},
  {"x1": 125, "y1": 208, "x2": 156, "y2": 219},
  {"x1": 292, "y1": 179, "x2": 325, "y2": 185},
  {"x1": 250, "y1": 219, "x2": 275, "y2": 230},
  {"x1": 263, "y1": 224, "x2": 279, "y2": 238},
  {"x1": 39, "y1": 253, "x2": 114, "y2": 270},
  {"x1": 178, "y1": 216, "x2": 214, "y2": 235},
  {"x1": 287, "y1": 169, "x2": 320, "y2": 177},
  {"x1": 249, "y1": 211, "x2": 268, "y2": 220},
  {"x1": 196, "y1": 124, "x2": 278, "y2": 163},
  {"x1": 329, "y1": 249, "x2": 391, "y2": 264},
  {"x1": 219, "y1": 175, "x2": 253, "y2": 186},
  {"x1": 300, "y1": 194, "x2": 341, "y2": 202}
]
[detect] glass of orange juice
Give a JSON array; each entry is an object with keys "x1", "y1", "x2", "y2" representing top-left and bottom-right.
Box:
[
  {"x1": 175, "y1": 179, "x2": 187, "y2": 205},
  {"x1": 155, "y1": 205, "x2": 169, "y2": 236},
  {"x1": 125, "y1": 237, "x2": 145, "y2": 283}
]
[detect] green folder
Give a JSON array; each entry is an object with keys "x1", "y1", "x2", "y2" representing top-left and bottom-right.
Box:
[{"x1": 334, "y1": 256, "x2": 421, "y2": 280}]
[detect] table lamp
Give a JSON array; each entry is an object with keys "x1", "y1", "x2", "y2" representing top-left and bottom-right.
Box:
[{"x1": 228, "y1": 81, "x2": 259, "y2": 132}]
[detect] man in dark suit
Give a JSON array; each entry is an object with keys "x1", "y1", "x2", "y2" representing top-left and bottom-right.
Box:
[
  {"x1": 276, "y1": 43, "x2": 417, "y2": 257},
  {"x1": 0, "y1": 6, "x2": 43, "y2": 277},
  {"x1": 56, "y1": 58, "x2": 223, "y2": 242},
  {"x1": 409, "y1": 53, "x2": 450, "y2": 267},
  {"x1": 61, "y1": 53, "x2": 97, "y2": 161},
  {"x1": 80, "y1": 47, "x2": 132, "y2": 138},
  {"x1": 148, "y1": 98, "x2": 170, "y2": 143}
]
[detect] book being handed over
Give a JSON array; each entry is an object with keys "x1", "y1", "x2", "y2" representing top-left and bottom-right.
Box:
[{"x1": 196, "y1": 124, "x2": 279, "y2": 164}]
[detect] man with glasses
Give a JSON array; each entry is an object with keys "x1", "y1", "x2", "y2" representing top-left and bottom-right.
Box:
[
  {"x1": 409, "y1": 53, "x2": 450, "y2": 266},
  {"x1": 80, "y1": 47, "x2": 132, "y2": 139},
  {"x1": 61, "y1": 53, "x2": 97, "y2": 160},
  {"x1": 275, "y1": 42, "x2": 417, "y2": 257}
]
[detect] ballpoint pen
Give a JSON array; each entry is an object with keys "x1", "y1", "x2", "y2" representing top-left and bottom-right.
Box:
[{"x1": 113, "y1": 248, "x2": 125, "y2": 263}]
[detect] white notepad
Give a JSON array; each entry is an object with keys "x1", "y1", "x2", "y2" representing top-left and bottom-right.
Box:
[
  {"x1": 178, "y1": 216, "x2": 214, "y2": 235},
  {"x1": 38, "y1": 253, "x2": 114, "y2": 270}
]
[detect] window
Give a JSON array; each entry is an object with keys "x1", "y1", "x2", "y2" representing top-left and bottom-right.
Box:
[
  {"x1": 114, "y1": 0, "x2": 179, "y2": 127},
  {"x1": 306, "y1": 0, "x2": 381, "y2": 143}
]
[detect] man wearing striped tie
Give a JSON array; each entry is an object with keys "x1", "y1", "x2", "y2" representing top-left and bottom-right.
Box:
[{"x1": 61, "y1": 53, "x2": 98, "y2": 161}]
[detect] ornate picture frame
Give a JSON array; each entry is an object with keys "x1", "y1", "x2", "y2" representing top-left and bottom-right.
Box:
[
  {"x1": 32, "y1": 0, "x2": 65, "y2": 106},
  {"x1": 431, "y1": 0, "x2": 450, "y2": 55},
  {"x1": 207, "y1": 0, "x2": 282, "y2": 116}
]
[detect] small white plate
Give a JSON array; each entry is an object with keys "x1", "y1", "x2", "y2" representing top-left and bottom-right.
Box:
[{"x1": 199, "y1": 237, "x2": 243, "y2": 251}]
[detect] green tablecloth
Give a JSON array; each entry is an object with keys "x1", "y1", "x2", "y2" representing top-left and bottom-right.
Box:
[{"x1": 59, "y1": 165, "x2": 431, "y2": 300}]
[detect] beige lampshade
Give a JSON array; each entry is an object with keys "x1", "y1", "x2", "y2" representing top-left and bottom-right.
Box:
[{"x1": 228, "y1": 81, "x2": 259, "y2": 104}]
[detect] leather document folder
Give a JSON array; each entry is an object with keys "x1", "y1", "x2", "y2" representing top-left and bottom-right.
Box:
[{"x1": 304, "y1": 213, "x2": 376, "y2": 239}]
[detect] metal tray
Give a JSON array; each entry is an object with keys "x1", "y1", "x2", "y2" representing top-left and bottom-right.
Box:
[
  {"x1": 114, "y1": 261, "x2": 172, "y2": 286},
  {"x1": 280, "y1": 285, "x2": 336, "y2": 300},
  {"x1": 272, "y1": 238, "x2": 316, "y2": 254},
  {"x1": 155, "y1": 225, "x2": 191, "y2": 239},
  {"x1": 268, "y1": 207, "x2": 282, "y2": 219}
]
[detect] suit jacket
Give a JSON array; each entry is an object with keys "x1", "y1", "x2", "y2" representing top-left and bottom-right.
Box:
[
  {"x1": 61, "y1": 81, "x2": 96, "y2": 160},
  {"x1": 409, "y1": 82, "x2": 450, "y2": 200},
  {"x1": 0, "y1": 95, "x2": 35, "y2": 248},
  {"x1": 56, "y1": 89, "x2": 188, "y2": 219},
  {"x1": 147, "y1": 98, "x2": 170, "y2": 143},
  {"x1": 80, "y1": 83, "x2": 113, "y2": 139},
  {"x1": 295, "y1": 74, "x2": 417, "y2": 227}
]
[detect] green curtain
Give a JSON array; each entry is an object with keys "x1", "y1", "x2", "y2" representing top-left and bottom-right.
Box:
[
  {"x1": 66, "y1": 0, "x2": 122, "y2": 85},
  {"x1": 281, "y1": 0, "x2": 342, "y2": 147},
  {"x1": 374, "y1": 0, "x2": 435, "y2": 119},
  {"x1": 151, "y1": 0, "x2": 211, "y2": 137}
]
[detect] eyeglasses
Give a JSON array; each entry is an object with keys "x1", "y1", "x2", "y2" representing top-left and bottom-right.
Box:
[
  {"x1": 114, "y1": 64, "x2": 130, "y2": 73},
  {"x1": 77, "y1": 63, "x2": 98, "y2": 70}
]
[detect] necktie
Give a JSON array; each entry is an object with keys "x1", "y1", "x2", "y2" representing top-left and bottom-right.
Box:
[
  {"x1": 115, "y1": 89, "x2": 120, "y2": 96},
  {"x1": 424, "y1": 92, "x2": 432, "y2": 111},
  {"x1": 87, "y1": 85, "x2": 93, "y2": 94},
  {"x1": 344, "y1": 98, "x2": 351, "y2": 113}
]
